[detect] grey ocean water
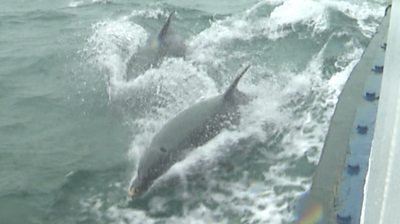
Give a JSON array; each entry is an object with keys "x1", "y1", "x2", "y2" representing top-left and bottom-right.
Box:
[{"x1": 0, "y1": 0, "x2": 385, "y2": 223}]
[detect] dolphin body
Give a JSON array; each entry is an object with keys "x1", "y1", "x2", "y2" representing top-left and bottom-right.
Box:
[
  {"x1": 126, "y1": 12, "x2": 186, "y2": 79},
  {"x1": 128, "y1": 65, "x2": 251, "y2": 199}
]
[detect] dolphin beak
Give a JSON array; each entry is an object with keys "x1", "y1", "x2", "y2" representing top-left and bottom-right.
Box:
[
  {"x1": 128, "y1": 187, "x2": 136, "y2": 198},
  {"x1": 128, "y1": 186, "x2": 142, "y2": 199}
]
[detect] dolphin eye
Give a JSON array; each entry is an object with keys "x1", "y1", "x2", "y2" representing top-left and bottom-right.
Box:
[{"x1": 160, "y1": 147, "x2": 167, "y2": 152}]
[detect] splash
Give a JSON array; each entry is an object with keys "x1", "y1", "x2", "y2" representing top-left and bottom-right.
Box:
[{"x1": 68, "y1": 0, "x2": 112, "y2": 8}]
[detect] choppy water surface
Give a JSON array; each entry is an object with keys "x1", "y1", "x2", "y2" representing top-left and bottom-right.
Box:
[{"x1": 0, "y1": 0, "x2": 385, "y2": 223}]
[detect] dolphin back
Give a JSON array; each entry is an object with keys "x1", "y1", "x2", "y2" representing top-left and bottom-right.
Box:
[
  {"x1": 129, "y1": 65, "x2": 251, "y2": 197},
  {"x1": 223, "y1": 65, "x2": 251, "y2": 103},
  {"x1": 158, "y1": 11, "x2": 186, "y2": 57},
  {"x1": 125, "y1": 11, "x2": 186, "y2": 79},
  {"x1": 158, "y1": 12, "x2": 174, "y2": 44}
]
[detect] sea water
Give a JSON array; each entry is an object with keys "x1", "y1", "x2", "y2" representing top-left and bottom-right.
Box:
[{"x1": 0, "y1": 0, "x2": 385, "y2": 223}]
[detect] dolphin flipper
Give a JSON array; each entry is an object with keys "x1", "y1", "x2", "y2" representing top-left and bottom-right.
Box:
[
  {"x1": 158, "y1": 11, "x2": 174, "y2": 44},
  {"x1": 223, "y1": 65, "x2": 251, "y2": 102}
]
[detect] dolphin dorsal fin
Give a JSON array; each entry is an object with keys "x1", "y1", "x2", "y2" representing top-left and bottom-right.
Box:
[
  {"x1": 223, "y1": 65, "x2": 251, "y2": 101},
  {"x1": 158, "y1": 11, "x2": 174, "y2": 43}
]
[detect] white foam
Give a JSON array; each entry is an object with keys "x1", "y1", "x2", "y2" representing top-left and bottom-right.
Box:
[
  {"x1": 263, "y1": 0, "x2": 287, "y2": 6},
  {"x1": 281, "y1": 40, "x2": 364, "y2": 164},
  {"x1": 68, "y1": 0, "x2": 84, "y2": 8},
  {"x1": 187, "y1": 16, "x2": 252, "y2": 64},
  {"x1": 68, "y1": 0, "x2": 111, "y2": 7},
  {"x1": 270, "y1": 0, "x2": 327, "y2": 32},
  {"x1": 188, "y1": 0, "x2": 384, "y2": 65},
  {"x1": 82, "y1": 198, "x2": 228, "y2": 224},
  {"x1": 83, "y1": 18, "x2": 148, "y2": 99},
  {"x1": 188, "y1": 0, "x2": 331, "y2": 63},
  {"x1": 321, "y1": 0, "x2": 385, "y2": 37},
  {"x1": 328, "y1": 41, "x2": 363, "y2": 92},
  {"x1": 129, "y1": 8, "x2": 168, "y2": 19},
  {"x1": 92, "y1": 0, "x2": 111, "y2": 3}
]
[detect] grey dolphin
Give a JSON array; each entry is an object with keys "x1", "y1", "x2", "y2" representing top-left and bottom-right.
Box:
[
  {"x1": 126, "y1": 12, "x2": 186, "y2": 78},
  {"x1": 128, "y1": 65, "x2": 251, "y2": 199}
]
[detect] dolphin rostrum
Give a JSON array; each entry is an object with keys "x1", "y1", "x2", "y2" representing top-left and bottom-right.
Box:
[
  {"x1": 128, "y1": 65, "x2": 251, "y2": 198},
  {"x1": 126, "y1": 12, "x2": 186, "y2": 79}
]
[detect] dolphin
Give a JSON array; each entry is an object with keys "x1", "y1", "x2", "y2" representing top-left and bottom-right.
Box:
[
  {"x1": 126, "y1": 12, "x2": 186, "y2": 79},
  {"x1": 128, "y1": 65, "x2": 251, "y2": 199}
]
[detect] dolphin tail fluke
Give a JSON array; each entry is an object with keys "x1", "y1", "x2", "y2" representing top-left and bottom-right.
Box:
[
  {"x1": 223, "y1": 65, "x2": 251, "y2": 101},
  {"x1": 158, "y1": 11, "x2": 174, "y2": 42}
]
